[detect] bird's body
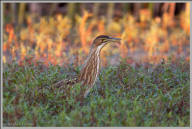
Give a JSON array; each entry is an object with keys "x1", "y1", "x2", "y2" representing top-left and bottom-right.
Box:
[
  {"x1": 54, "y1": 35, "x2": 120, "y2": 98},
  {"x1": 79, "y1": 43, "x2": 104, "y2": 97}
]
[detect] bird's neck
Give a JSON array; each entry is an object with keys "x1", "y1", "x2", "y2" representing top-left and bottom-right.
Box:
[{"x1": 78, "y1": 45, "x2": 104, "y2": 86}]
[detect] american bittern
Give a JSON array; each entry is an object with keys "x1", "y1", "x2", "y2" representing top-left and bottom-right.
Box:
[{"x1": 54, "y1": 35, "x2": 121, "y2": 98}]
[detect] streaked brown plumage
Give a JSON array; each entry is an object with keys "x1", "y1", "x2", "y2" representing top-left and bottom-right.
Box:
[{"x1": 54, "y1": 35, "x2": 121, "y2": 98}]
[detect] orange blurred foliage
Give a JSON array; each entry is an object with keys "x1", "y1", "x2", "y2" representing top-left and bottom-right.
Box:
[
  {"x1": 180, "y1": 3, "x2": 190, "y2": 36},
  {"x1": 78, "y1": 10, "x2": 93, "y2": 54},
  {"x1": 3, "y1": 5, "x2": 190, "y2": 66}
]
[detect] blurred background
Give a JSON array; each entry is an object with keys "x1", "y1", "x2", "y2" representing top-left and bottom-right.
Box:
[{"x1": 3, "y1": 3, "x2": 190, "y2": 67}]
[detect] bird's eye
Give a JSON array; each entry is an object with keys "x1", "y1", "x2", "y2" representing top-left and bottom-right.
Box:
[{"x1": 101, "y1": 39, "x2": 106, "y2": 43}]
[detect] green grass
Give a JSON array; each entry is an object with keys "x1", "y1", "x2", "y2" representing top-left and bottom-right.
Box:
[{"x1": 3, "y1": 57, "x2": 189, "y2": 126}]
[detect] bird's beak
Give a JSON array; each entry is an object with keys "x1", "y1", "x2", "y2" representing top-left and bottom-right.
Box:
[{"x1": 107, "y1": 37, "x2": 121, "y2": 43}]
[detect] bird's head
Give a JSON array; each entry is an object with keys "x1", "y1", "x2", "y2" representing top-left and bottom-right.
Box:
[{"x1": 91, "y1": 35, "x2": 121, "y2": 50}]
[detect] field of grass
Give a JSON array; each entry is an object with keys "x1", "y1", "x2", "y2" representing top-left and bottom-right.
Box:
[
  {"x1": 3, "y1": 3, "x2": 190, "y2": 126},
  {"x1": 3, "y1": 57, "x2": 189, "y2": 126}
]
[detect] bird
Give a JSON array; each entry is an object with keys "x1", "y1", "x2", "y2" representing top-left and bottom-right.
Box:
[{"x1": 53, "y1": 35, "x2": 121, "y2": 98}]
